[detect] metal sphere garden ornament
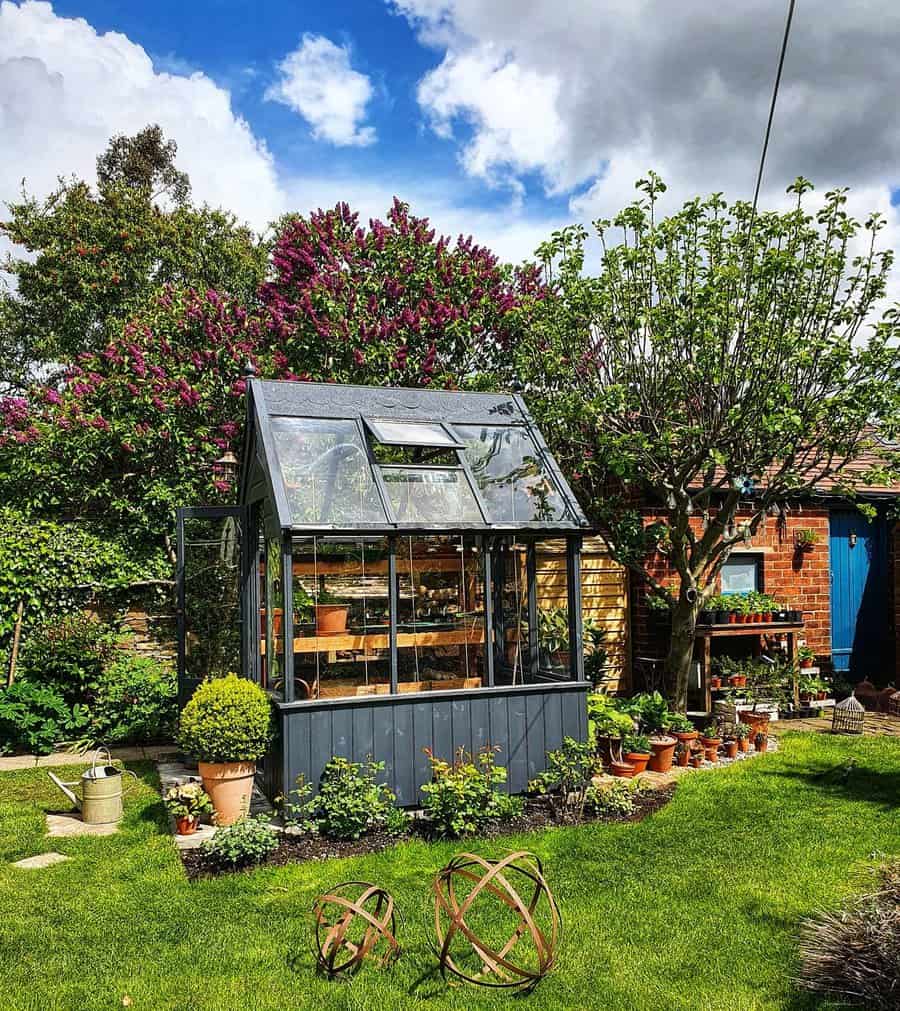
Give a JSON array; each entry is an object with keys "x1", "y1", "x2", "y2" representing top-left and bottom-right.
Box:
[
  {"x1": 312, "y1": 881, "x2": 400, "y2": 979},
  {"x1": 432, "y1": 850, "x2": 561, "y2": 992}
]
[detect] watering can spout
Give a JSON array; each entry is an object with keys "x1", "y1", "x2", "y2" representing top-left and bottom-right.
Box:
[{"x1": 48, "y1": 771, "x2": 82, "y2": 811}]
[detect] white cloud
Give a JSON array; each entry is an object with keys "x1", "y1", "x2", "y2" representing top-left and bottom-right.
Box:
[
  {"x1": 0, "y1": 0, "x2": 283, "y2": 234},
  {"x1": 266, "y1": 34, "x2": 376, "y2": 148}
]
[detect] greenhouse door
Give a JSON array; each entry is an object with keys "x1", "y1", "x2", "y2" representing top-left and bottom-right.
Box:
[{"x1": 176, "y1": 506, "x2": 247, "y2": 705}]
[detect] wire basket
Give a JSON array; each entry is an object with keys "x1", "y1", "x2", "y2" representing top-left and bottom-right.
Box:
[{"x1": 831, "y1": 692, "x2": 865, "y2": 734}]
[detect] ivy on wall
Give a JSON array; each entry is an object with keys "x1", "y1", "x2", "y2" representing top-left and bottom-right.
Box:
[{"x1": 0, "y1": 507, "x2": 169, "y2": 667}]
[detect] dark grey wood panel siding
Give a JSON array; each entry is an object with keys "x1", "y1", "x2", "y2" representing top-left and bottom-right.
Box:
[{"x1": 271, "y1": 682, "x2": 589, "y2": 807}]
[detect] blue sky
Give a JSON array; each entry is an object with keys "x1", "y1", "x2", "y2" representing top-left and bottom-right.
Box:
[{"x1": 3, "y1": 1, "x2": 900, "y2": 272}]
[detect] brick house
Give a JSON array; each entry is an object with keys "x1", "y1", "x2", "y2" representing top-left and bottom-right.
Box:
[{"x1": 630, "y1": 463, "x2": 900, "y2": 692}]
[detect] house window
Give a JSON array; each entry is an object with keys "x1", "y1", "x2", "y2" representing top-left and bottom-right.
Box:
[{"x1": 721, "y1": 553, "x2": 762, "y2": 594}]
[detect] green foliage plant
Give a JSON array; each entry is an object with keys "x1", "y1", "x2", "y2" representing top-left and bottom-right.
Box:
[
  {"x1": 528, "y1": 737, "x2": 601, "y2": 821},
  {"x1": 164, "y1": 782, "x2": 213, "y2": 821},
  {"x1": 314, "y1": 757, "x2": 397, "y2": 840},
  {"x1": 623, "y1": 733, "x2": 652, "y2": 755},
  {"x1": 0, "y1": 681, "x2": 89, "y2": 755},
  {"x1": 421, "y1": 746, "x2": 512, "y2": 837},
  {"x1": 178, "y1": 674, "x2": 272, "y2": 764},
  {"x1": 520, "y1": 173, "x2": 900, "y2": 710},
  {"x1": 586, "y1": 777, "x2": 639, "y2": 817},
  {"x1": 200, "y1": 815, "x2": 279, "y2": 870},
  {"x1": 86, "y1": 654, "x2": 177, "y2": 746}
]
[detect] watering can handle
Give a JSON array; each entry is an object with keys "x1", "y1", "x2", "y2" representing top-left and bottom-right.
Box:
[
  {"x1": 121, "y1": 769, "x2": 140, "y2": 797},
  {"x1": 91, "y1": 746, "x2": 113, "y2": 775}
]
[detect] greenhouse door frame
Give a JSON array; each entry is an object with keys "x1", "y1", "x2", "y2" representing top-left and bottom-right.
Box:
[{"x1": 175, "y1": 505, "x2": 249, "y2": 704}]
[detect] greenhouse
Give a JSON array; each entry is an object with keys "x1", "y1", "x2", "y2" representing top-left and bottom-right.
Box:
[{"x1": 178, "y1": 378, "x2": 592, "y2": 804}]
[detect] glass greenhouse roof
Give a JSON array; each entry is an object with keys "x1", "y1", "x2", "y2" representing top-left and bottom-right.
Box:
[{"x1": 241, "y1": 380, "x2": 588, "y2": 531}]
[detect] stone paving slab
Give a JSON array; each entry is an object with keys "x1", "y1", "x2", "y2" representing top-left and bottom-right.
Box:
[
  {"x1": 0, "y1": 744, "x2": 180, "y2": 772},
  {"x1": 772, "y1": 713, "x2": 900, "y2": 736},
  {"x1": 46, "y1": 813, "x2": 119, "y2": 838},
  {"x1": 12, "y1": 852, "x2": 70, "y2": 869}
]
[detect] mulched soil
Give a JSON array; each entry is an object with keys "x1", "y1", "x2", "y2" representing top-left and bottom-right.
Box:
[{"x1": 180, "y1": 784, "x2": 676, "y2": 881}]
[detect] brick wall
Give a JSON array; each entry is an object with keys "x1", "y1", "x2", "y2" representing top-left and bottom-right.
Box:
[{"x1": 631, "y1": 505, "x2": 832, "y2": 666}]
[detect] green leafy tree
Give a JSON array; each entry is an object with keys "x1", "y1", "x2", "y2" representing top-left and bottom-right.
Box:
[
  {"x1": 518, "y1": 175, "x2": 900, "y2": 709},
  {"x1": 0, "y1": 125, "x2": 266, "y2": 390}
]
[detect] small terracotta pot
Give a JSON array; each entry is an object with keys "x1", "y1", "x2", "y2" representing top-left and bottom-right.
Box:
[
  {"x1": 737, "y1": 738, "x2": 749, "y2": 753},
  {"x1": 817, "y1": 690, "x2": 827, "y2": 701},
  {"x1": 316, "y1": 604, "x2": 348, "y2": 635},
  {"x1": 624, "y1": 752, "x2": 650, "y2": 775},
  {"x1": 701, "y1": 737, "x2": 721, "y2": 763},
  {"x1": 799, "y1": 658, "x2": 813, "y2": 669},
  {"x1": 724, "y1": 740, "x2": 738, "y2": 759},
  {"x1": 676, "y1": 748, "x2": 690, "y2": 767},
  {"x1": 755, "y1": 734, "x2": 769, "y2": 752},
  {"x1": 673, "y1": 730, "x2": 698, "y2": 745},
  {"x1": 609, "y1": 760, "x2": 636, "y2": 779},
  {"x1": 647, "y1": 736, "x2": 677, "y2": 774},
  {"x1": 762, "y1": 612, "x2": 772, "y2": 623},
  {"x1": 198, "y1": 761, "x2": 257, "y2": 826},
  {"x1": 728, "y1": 613, "x2": 737, "y2": 624},
  {"x1": 690, "y1": 755, "x2": 703, "y2": 768},
  {"x1": 710, "y1": 677, "x2": 722, "y2": 690},
  {"x1": 176, "y1": 815, "x2": 199, "y2": 836}
]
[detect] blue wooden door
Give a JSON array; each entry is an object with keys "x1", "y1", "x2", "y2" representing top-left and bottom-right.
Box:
[{"x1": 829, "y1": 509, "x2": 888, "y2": 676}]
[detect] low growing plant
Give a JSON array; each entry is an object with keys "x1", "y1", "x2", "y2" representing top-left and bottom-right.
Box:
[
  {"x1": 623, "y1": 732, "x2": 651, "y2": 755},
  {"x1": 0, "y1": 680, "x2": 89, "y2": 755},
  {"x1": 200, "y1": 815, "x2": 279, "y2": 870},
  {"x1": 528, "y1": 737, "x2": 601, "y2": 821},
  {"x1": 164, "y1": 782, "x2": 213, "y2": 820},
  {"x1": 421, "y1": 746, "x2": 512, "y2": 837},
  {"x1": 586, "y1": 778, "x2": 640, "y2": 817},
  {"x1": 314, "y1": 756, "x2": 397, "y2": 840}
]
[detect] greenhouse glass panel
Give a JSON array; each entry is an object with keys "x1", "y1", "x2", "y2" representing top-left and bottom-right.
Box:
[
  {"x1": 364, "y1": 419, "x2": 461, "y2": 448},
  {"x1": 454, "y1": 425, "x2": 571, "y2": 523},
  {"x1": 381, "y1": 467, "x2": 483, "y2": 524},
  {"x1": 270, "y1": 417, "x2": 387, "y2": 526}
]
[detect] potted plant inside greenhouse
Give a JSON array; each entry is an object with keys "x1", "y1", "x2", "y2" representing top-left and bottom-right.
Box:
[{"x1": 178, "y1": 674, "x2": 273, "y2": 825}]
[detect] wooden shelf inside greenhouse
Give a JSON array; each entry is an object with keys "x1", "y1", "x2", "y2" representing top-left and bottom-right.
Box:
[{"x1": 260, "y1": 626, "x2": 489, "y2": 655}]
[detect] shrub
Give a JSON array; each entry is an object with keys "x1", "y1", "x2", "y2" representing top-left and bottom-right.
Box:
[
  {"x1": 315, "y1": 757, "x2": 397, "y2": 840},
  {"x1": 587, "y1": 778, "x2": 639, "y2": 817},
  {"x1": 798, "y1": 859, "x2": 900, "y2": 1010},
  {"x1": 421, "y1": 746, "x2": 513, "y2": 838},
  {"x1": 528, "y1": 737, "x2": 600, "y2": 820},
  {"x1": 87, "y1": 655, "x2": 177, "y2": 746},
  {"x1": 200, "y1": 815, "x2": 279, "y2": 870},
  {"x1": 178, "y1": 674, "x2": 272, "y2": 764},
  {"x1": 18, "y1": 613, "x2": 119, "y2": 705},
  {"x1": 0, "y1": 680, "x2": 89, "y2": 755}
]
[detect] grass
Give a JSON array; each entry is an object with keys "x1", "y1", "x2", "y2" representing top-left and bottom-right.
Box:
[{"x1": 0, "y1": 733, "x2": 897, "y2": 1011}]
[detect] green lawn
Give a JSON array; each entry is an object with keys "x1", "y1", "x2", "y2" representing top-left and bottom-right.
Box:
[{"x1": 1, "y1": 733, "x2": 897, "y2": 1011}]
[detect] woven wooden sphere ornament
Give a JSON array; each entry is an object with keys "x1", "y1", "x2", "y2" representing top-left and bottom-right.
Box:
[
  {"x1": 432, "y1": 850, "x2": 561, "y2": 991},
  {"x1": 312, "y1": 881, "x2": 400, "y2": 978}
]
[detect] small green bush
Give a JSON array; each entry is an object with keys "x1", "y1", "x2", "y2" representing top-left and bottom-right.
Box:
[
  {"x1": 421, "y1": 746, "x2": 514, "y2": 838},
  {"x1": 529, "y1": 737, "x2": 600, "y2": 820},
  {"x1": 87, "y1": 655, "x2": 177, "y2": 746},
  {"x1": 18, "y1": 613, "x2": 119, "y2": 705},
  {"x1": 164, "y1": 782, "x2": 213, "y2": 820},
  {"x1": 200, "y1": 815, "x2": 279, "y2": 869},
  {"x1": 0, "y1": 681, "x2": 89, "y2": 755},
  {"x1": 178, "y1": 674, "x2": 272, "y2": 764},
  {"x1": 316, "y1": 757, "x2": 397, "y2": 840},
  {"x1": 587, "y1": 778, "x2": 639, "y2": 817}
]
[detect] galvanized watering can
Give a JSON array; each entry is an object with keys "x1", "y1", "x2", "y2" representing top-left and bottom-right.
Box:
[{"x1": 48, "y1": 748, "x2": 138, "y2": 825}]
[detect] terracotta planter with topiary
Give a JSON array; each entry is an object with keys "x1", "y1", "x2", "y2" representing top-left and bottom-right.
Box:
[{"x1": 178, "y1": 674, "x2": 273, "y2": 827}]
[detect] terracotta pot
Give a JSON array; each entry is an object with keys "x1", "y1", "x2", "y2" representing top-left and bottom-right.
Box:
[
  {"x1": 724, "y1": 740, "x2": 738, "y2": 759},
  {"x1": 755, "y1": 734, "x2": 769, "y2": 753},
  {"x1": 315, "y1": 604, "x2": 348, "y2": 635},
  {"x1": 175, "y1": 815, "x2": 199, "y2": 836},
  {"x1": 799, "y1": 658, "x2": 813, "y2": 669},
  {"x1": 727, "y1": 675, "x2": 747, "y2": 688},
  {"x1": 817, "y1": 691, "x2": 828, "y2": 701},
  {"x1": 690, "y1": 755, "x2": 703, "y2": 768},
  {"x1": 609, "y1": 760, "x2": 636, "y2": 779},
  {"x1": 728, "y1": 613, "x2": 737, "y2": 624},
  {"x1": 198, "y1": 761, "x2": 257, "y2": 826},
  {"x1": 624, "y1": 752, "x2": 650, "y2": 775},
  {"x1": 710, "y1": 677, "x2": 722, "y2": 690},
  {"x1": 800, "y1": 693, "x2": 813, "y2": 703},
  {"x1": 752, "y1": 613, "x2": 762, "y2": 623},
  {"x1": 595, "y1": 734, "x2": 613, "y2": 764},
  {"x1": 676, "y1": 748, "x2": 690, "y2": 767},
  {"x1": 673, "y1": 730, "x2": 698, "y2": 745},
  {"x1": 701, "y1": 737, "x2": 720, "y2": 763},
  {"x1": 762, "y1": 612, "x2": 772, "y2": 623},
  {"x1": 737, "y1": 737, "x2": 749, "y2": 753},
  {"x1": 739, "y1": 712, "x2": 770, "y2": 737},
  {"x1": 647, "y1": 736, "x2": 677, "y2": 774}
]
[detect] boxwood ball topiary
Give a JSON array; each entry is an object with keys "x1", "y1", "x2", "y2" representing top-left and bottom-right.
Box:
[{"x1": 178, "y1": 674, "x2": 272, "y2": 764}]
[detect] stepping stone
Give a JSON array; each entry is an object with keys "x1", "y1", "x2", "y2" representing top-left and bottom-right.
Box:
[
  {"x1": 12, "y1": 851, "x2": 70, "y2": 869},
  {"x1": 46, "y1": 813, "x2": 119, "y2": 837}
]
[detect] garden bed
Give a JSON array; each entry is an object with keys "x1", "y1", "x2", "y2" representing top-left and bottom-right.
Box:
[{"x1": 179, "y1": 785, "x2": 676, "y2": 881}]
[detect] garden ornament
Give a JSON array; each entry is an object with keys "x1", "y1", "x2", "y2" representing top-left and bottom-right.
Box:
[
  {"x1": 312, "y1": 881, "x2": 400, "y2": 978},
  {"x1": 48, "y1": 748, "x2": 138, "y2": 825},
  {"x1": 432, "y1": 850, "x2": 560, "y2": 992}
]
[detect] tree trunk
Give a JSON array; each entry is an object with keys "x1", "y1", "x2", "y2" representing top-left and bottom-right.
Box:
[{"x1": 666, "y1": 597, "x2": 699, "y2": 712}]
